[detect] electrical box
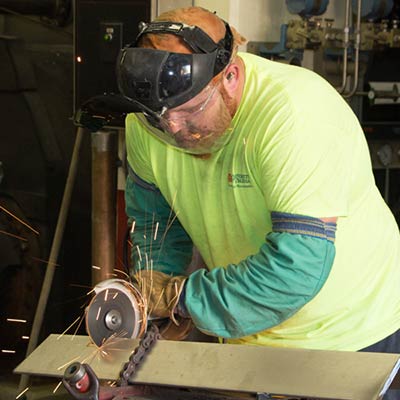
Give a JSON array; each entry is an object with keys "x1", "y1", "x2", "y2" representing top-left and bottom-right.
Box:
[{"x1": 74, "y1": 0, "x2": 150, "y2": 114}]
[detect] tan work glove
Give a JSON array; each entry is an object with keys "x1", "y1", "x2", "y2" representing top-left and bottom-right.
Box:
[
  {"x1": 135, "y1": 270, "x2": 193, "y2": 340},
  {"x1": 157, "y1": 318, "x2": 193, "y2": 341}
]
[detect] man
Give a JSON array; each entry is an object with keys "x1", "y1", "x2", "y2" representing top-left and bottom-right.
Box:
[{"x1": 118, "y1": 6, "x2": 400, "y2": 353}]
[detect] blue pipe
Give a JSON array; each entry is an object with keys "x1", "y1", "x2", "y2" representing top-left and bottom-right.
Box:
[{"x1": 286, "y1": 0, "x2": 329, "y2": 17}]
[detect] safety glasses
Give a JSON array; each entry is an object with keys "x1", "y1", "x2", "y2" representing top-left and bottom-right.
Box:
[{"x1": 161, "y1": 80, "x2": 221, "y2": 123}]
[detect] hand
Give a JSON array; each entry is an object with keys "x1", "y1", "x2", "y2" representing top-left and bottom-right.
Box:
[
  {"x1": 136, "y1": 270, "x2": 192, "y2": 340},
  {"x1": 157, "y1": 317, "x2": 193, "y2": 341}
]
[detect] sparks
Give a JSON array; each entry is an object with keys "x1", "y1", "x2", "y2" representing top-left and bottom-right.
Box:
[
  {"x1": 57, "y1": 316, "x2": 81, "y2": 340},
  {"x1": 2, "y1": 349, "x2": 16, "y2": 354},
  {"x1": 96, "y1": 306, "x2": 102, "y2": 321},
  {"x1": 113, "y1": 268, "x2": 130, "y2": 280},
  {"x1": 113, "y1": 292, "x2": 119, "y2": 299},
  {"x1": 16, "y1": 387, "x2": 29, "y2": 399},
  {"x1": 21, "y1": 336, "x2": 29, "y2": 340},
  {"x1": 69, "y1": 283, "x2": 93, "y2": 289},
  {"x1": 71, "y1": 313, "x2": 86, "y2": 341},
  {"x1": 136, "y1": 245, "x2": 142, "y2": 261},
  {"x1": 53, "y1": 381, "x2": 63, "y2": 394},
  {"x1": 130, "y1": 220, "x2": 136, "y2": 233},
  {"x1": 104, "y1": 289, "x2": 109, "y2": 301},
  {"x1": 7, "y1": 318, "x2": 27, "y2": 323},
  {"x1": 30, "y1": 256, "x2": 60, "y2": 267},
  {"x1": 0, "y1": 229, "x2": 27, "y2": 241},
  {"x1": 0, "y1": 205, "x2": 39, "y2": 235},
  {"x1": 154, "y1": 222, "x2": 159, "y2": 240},
  {"x1": 57, "y1": 356, "x2": 80, "y2": 371},
  {"x1": 92, "y1": 265, "x2": 101, "y2": 270}
]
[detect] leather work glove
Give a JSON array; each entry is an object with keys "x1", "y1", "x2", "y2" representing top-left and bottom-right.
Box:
[
  {"x1": 157, "y1": 317, "x2": 193, "y2": 341},
  {"x1": 135, "y1": 270, "x2": 193, "y2": 340}
]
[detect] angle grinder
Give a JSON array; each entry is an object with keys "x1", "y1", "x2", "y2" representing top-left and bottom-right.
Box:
[{"x1": 85, "y1": 279, "x2": 147, "y2": 347}]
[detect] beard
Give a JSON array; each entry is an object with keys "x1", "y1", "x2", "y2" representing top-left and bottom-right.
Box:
[{"x1": 173, "y1": 90, "x2": 233, "y2": 152}]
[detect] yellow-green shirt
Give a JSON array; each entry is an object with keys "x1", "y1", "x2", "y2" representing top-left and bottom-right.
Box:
[{"x1": 126, "y1": 52, "x2": 400, "y2": 350}]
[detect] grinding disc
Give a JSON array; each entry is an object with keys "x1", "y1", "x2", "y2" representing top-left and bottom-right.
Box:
[{"x1": 85, "y1": 279, "x2": 146, "y2": 347}]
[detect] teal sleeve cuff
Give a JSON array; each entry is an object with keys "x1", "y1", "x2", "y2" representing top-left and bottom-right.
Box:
[
  {"x1": 125, "y1": 173, "x2": 193, "y2": 276},
  {"x1": 184, "y1": 231, "x2": 336, "y2": 338}
]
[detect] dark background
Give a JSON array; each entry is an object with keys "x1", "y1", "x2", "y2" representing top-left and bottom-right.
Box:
[{"x1": 0, "y1": 0, "x2": 150, "y2": 373}]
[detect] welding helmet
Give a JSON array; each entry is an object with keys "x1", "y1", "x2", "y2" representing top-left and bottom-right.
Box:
[{"x1": 116, "y1": 19, "x2": 235, "y2": 154}]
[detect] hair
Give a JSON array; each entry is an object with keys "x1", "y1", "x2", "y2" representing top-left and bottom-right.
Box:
[{"x1": 138, "y1": 6, "x2": 247, "y2": 58}]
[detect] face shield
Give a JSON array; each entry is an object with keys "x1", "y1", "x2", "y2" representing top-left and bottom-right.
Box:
[{"x1": 116, "y1": 20, "x2": 234, "y2": 154}]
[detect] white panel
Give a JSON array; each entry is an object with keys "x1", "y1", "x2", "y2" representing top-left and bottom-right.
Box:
[
  {"x1": 195, "y1": 0, "x2": 230, "y2": 20},
  {"x1": 155, "y1": 0, "x2": 195, "y2": 17}
]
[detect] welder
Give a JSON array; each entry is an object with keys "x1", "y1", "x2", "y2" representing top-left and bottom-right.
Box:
[{"x1": 119, "y1": 5, "x2": 400, "y2": 379}]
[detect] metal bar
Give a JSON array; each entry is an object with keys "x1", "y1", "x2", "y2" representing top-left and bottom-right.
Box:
[{"x1": 15, "y1": 334, "x2": 400, "y2": 400}]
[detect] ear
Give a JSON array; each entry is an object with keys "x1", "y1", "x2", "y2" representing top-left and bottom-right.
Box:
[{"x1": 222, "y1": 63, "x2": 240, "y2": 95}]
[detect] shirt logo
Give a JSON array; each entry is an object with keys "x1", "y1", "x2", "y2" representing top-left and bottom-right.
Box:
[{"x1": 227, "y1": 172, "x2": 253, "y2": 188}]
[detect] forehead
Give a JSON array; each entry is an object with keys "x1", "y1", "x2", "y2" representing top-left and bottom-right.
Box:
[{"x1": 142, "y1": 34, "x2": 193, "y2": 53}]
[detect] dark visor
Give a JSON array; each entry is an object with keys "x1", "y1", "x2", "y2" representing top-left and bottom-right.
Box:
[
  {"x1": 117, "y1": 48, "x2": 218, "y2": 112},
  {"x1": 116, "y1": 20, "x2": 233, "y2": 114},
  {"x1": 159, "y1": 53, "x2": 192, "y2": 99}
]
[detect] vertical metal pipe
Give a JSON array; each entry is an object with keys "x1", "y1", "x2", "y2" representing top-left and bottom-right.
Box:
[
  {"x1": 91, "y1": 130, "x2": 118, "y2": 285},
  {"x1": 343, "y1": 0, "x2": 362, "y2": 98},
  {"x1": 337, "y1": 0, "x2": 351, "y2": 93}
]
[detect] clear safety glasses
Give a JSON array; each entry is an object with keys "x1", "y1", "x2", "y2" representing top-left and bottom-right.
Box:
[
  {"x1": 137, "y1": 76, "x2": 222, "y2": 134},
  {"x1": 160, "y1": 80, "x2": 220, "y2": 125},
  {"x1": 135, "y1": 77, "x2": 234, "y2": 154}
]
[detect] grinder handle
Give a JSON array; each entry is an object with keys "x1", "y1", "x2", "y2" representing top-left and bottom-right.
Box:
[{"x1": 63, "y1": 362, "x2": 100, "y2": 400}]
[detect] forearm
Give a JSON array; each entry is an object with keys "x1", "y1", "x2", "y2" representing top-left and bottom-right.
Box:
[
  {"x1": 125, "y1": 173, "x2": 193, "y2": 275},
  {"x1": 184, "y1": 215, "x2": 336, "y2": 338}
]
